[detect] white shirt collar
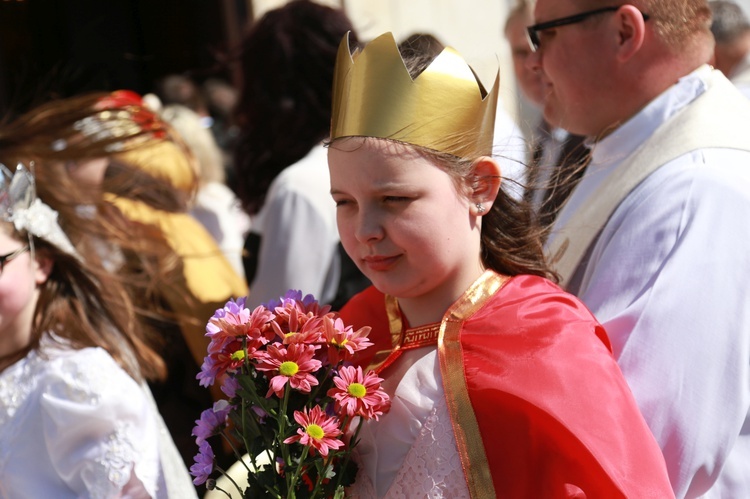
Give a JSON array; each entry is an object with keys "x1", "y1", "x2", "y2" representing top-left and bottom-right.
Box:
[{"x1": 550, "y1": 65, "x2": 712, "y2": 236}]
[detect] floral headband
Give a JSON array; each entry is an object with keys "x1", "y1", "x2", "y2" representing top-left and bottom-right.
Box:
[
  {"x1": 0, "y1": 163, "x2": 78, "y2": 256},
  {"x1": 69, "y1": 90, "x2": 168, "y2": 152}
]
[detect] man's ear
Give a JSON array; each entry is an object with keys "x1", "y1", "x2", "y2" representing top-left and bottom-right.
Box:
[
  {"x1": 615, "y1": 5, "x2": 647, "y2": 62},
  {"x1": 470, "y1": 156, "x2": 502, "y2": 216}
]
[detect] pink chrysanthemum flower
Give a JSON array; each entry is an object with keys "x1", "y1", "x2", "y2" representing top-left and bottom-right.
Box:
[
  {"x1": 198, "y1": 299, "x2": 277, "y2": 387},
  {"x1": 268, "y1": 290, "x2": 333, "y2": 337},
  {"x1": 328, "y1": 365, "x2": 391, "y2": 420},
  {"x1": 322, "y1": 316, "x2": 373, "y2": 365},
  {"x1": 196, "y1": 337, "x2": 248, "y2": 387},
  {"x1": 255, "y1": 343, "x2": 322, "y2": 398},
  {"x1": 267, "y1": 290, "x2": 332, "y2": 318},
  {"x1": 207, "y1": 299, "x2": 275, "y2": 348},
  {"x1": 271, "y1": 308, "x2": 325, "y2": 345},
  {"x1": 283, "y1": 405, "x2": 344, "y2": 457}
]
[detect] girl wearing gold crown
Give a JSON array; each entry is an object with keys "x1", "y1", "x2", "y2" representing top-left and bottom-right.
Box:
[{"x1": 329, "y1": 32, "x2": 674, "y2": 498}]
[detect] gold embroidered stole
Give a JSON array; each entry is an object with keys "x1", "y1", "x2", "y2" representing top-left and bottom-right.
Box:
[
  {"x1": 369, "y1": 270, "x2": 510, "y2": 499},
  {"x1": 367, "y1": 301, "x2": 441, "y2": 375}
]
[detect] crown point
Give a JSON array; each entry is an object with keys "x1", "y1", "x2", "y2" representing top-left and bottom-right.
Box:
[{"x1": 330, "y1": 31, "x2": 499, "y2": 158}]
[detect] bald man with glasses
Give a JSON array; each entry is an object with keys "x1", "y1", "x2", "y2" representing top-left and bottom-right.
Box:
[{"x1": 528, "y1": 1, "x2": 750, "y2": 498}]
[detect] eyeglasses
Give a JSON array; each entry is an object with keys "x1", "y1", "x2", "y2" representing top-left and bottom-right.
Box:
[
  {"x1": 0, "y1": 246, "x2": 29, "y2": 274},
  {"x1": 526, "y1": 6, "x2": 650, "y2": 52}
]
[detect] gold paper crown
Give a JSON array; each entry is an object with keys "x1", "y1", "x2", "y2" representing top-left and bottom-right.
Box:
[{"x1": 330, "y1": 32, "x2": 499, "y2": 158}]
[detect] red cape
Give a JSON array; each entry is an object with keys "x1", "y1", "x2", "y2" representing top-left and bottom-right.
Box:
[{"x1": 340, "y1": 273, "x2": 674, "y2": 498}]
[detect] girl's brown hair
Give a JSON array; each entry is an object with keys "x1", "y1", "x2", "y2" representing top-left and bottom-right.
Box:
[
  {"x1": 0, "y1": 93, "x2": 198, "y2": 380},
  {"x1": 421, "y1": 149, "x2": 556, "y2": 281},
  {"x1": 33, "y1": 232, "x2": 166, "y2": 381},
  {"x1": 0, "y1": 91, "x2": 198, "y2": 211}
]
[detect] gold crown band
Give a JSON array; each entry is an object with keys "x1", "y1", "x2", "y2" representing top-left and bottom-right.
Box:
[{"x1": 330, "y1": 32, "x2": 499, "y2": 159}]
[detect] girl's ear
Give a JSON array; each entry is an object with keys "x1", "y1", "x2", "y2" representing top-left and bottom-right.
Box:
[
  {"x1": 470, "y1": 156, "x2": 502, "y2": 216},
  {"x1": 34, "y1": 252, "x2": 53, "y2": 286}
]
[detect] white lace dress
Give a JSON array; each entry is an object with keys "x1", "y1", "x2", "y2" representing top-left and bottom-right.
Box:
[
  {"x1": 0, "y1": 345, "x2": 197, "y2": 499},
  {"x1": 347, "y1": 348, "x2": 470, "y2": 499}
]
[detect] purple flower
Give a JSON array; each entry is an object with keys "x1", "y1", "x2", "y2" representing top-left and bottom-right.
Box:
[
  {"x1": 263, "y1": 289, "x2": 320, "y2": 311},
  {"x1": 190, "y1": 440, "x2": 215, "y2": 485},
  {"x1": 262, "y1": 289, "x2": 301, "y2": 310},
  {"x1": 221, "y1": 376, "x2": 240, "y2": 398},
  {"x1": 192, "y1": 400, "x2": 231, "y2": 444},
  {"x1": 207, "y1": 297, "x2": 246, "y2": 333},
  {"x1": 196, "y1": 356, "x2": 219, "y2": 387},
  {"x1": 251, "y1": 405, "x2": 269, "y2": 420}
]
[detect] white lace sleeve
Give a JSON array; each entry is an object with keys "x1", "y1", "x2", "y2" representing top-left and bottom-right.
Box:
[{"x1": 39, "y1": 348, "x2": 160, "y2": 498}]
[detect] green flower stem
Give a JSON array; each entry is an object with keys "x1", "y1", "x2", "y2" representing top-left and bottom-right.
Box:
[
  {"x1": 309, "y1": 448, "x2": 336, "y2": 498},
  {"x1": 220, "y1": 431, "x2": 253, "y2": 476},
  {"x1": 239, "y1": 398, "x2": 276, "y2": 468},
  {"x1": 334, "y1": 416, "x2": 365, "y2": 491},
  {"x1": 239, "y1": 369, "x2": 276, "y2": 417},
  {"x1": 235, "y1": 376, "x2": 278, "y2": 475},
  {"x1": 339, "y1": 415, "x2": 352, "y2": 437},
  {"x1": 279, "y1": 382, "x2": 293, "y2": 492},
  {"x1": 310, "y1": 413, "x2": 350, "y2": 495},
  {"x1": 217, "y1": 462, "x2": 281, "y2": 499},
  {"x1": 240, "y1": 339, "x2": 254, "y2": 461},
  {"x1": 238, "y1": 340, "x2": 274, "y2": 473},
  {"x1": 287, "y1": 444, "x2": 310, "y2": 498},
  {"x1": 258, "y1": 418, "x2": 280, "y2": 471},
  {"x1": 307, "y1": 362, "x2": 335, "y2": 403},
  {"x1": 216, "y1": 466, "x2": 250, "y2": 497},
  {"x1": 211, "y1": 484, "x2": 232, "y2": 499}
]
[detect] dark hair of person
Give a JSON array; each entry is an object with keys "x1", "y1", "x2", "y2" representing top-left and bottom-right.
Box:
[
  {"x1": 398, "y1": 32, "x2": 445, "y2": 61},
  {"x1": 232, "y1": 0, "x2": 358, "y2": 215},
  {"x1": 0, "y1": 156, "x2": 181, "y2": 381},
  {"x1": 156, "y1": 74, "x2": 207, "y2": 114},
  {"x1": 0, "y1": 93, "x2": 167, "y2": 163}
]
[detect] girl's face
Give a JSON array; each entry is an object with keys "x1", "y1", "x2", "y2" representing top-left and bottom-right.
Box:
[
  {"x1": 329, "y1": 138, "x2": 487, "y2": 319},
  {"x1": 0, "y1": 230, "x2": 48, "y2": 359}
]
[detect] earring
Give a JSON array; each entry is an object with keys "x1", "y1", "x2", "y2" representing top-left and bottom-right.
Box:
[{"x1": 476, "y1": 203, "x2": 486, "y2": 214}]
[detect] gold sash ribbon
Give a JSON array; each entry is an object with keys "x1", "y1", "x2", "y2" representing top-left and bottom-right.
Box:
[{"x1": 364, "y1": 292, "x2": 443, "y2": 374}]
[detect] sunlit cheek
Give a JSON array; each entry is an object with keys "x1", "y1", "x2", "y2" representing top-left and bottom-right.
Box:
[{"x1": 335, "y1": 211, "x2": 357, "y2": 249}]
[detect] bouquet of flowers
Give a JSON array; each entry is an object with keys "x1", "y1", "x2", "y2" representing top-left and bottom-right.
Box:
[{"x1": 190, "y1": 290, "x2": 390, "y2": 498}]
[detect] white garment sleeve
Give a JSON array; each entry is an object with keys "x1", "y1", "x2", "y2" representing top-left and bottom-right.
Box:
[
  {"x1": 39, "y1": 348, "x2": 160, "y2": 499},
  {"x1": 576, "y1": 151, "x2": 750, "y2": 498},
  {"x1": 249, "y1": 185, "x2": 338, "y2": 307}
]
